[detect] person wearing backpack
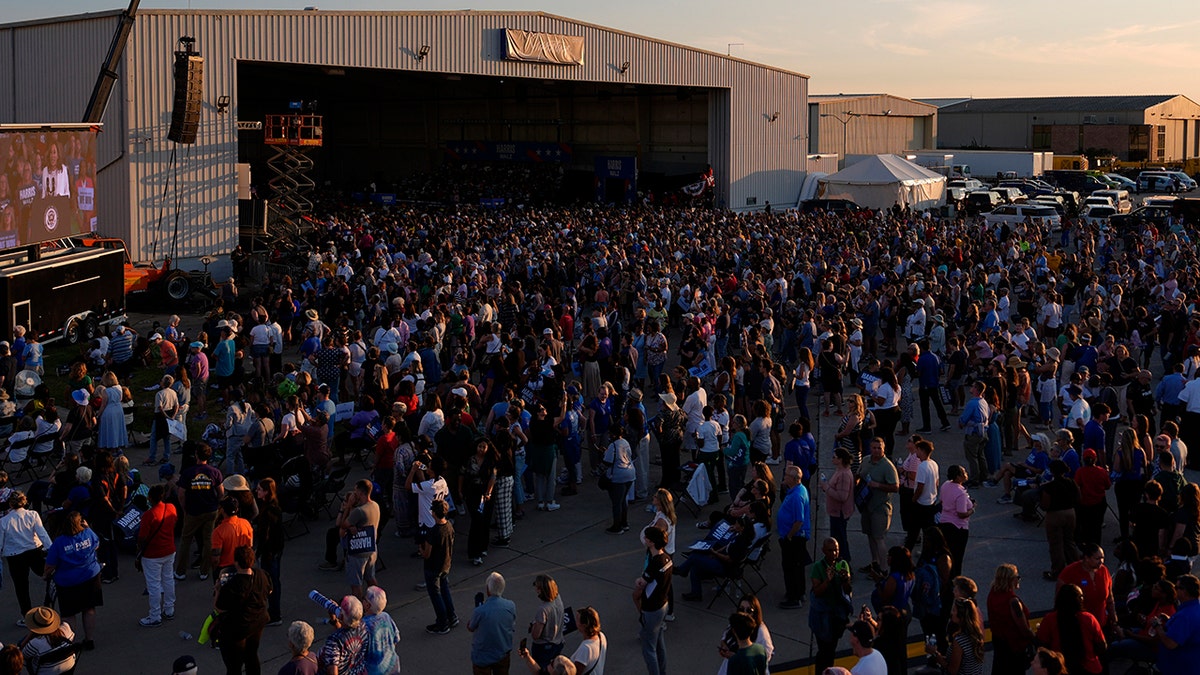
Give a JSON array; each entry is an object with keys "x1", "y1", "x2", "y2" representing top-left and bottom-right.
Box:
[{"x1": 913, "y1": 526, "x2": 952, "y2": 650}]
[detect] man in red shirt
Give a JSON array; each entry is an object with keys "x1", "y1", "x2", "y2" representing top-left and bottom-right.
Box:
[
  {"x1": 1073, "y1": 449, "x2": 1112, "y2": 550},
  {"x1": 138, "y1": 484, "x2": 179, "y2": 627},
  {"x1": 1057, "y1": 542, "x2": 1116, "y2": 629},
  {"x1": 210, "y1": 498, "x2": 254, "y2": 575}
]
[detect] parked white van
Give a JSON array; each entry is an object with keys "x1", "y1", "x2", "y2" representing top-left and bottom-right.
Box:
[
  {"x1": 1091, "y1": 189, "x2": 1132, "y2": 213},
  {"x1": 983, "y1": 203, "x2": 1062, "y2": 229}
]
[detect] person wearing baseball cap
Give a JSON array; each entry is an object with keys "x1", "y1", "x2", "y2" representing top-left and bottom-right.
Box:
[{"x1": 171, "y1": 654, "x2": 198, "y2": 675}]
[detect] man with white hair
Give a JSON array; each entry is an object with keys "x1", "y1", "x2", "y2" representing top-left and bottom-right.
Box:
[
  {"x1": 469, "y1": 572, "x2": 517, "y2": 674},
  {"x1": 363, "y1": 586, "x2": 401, "y2": 675},
  {"x1": 318, "y1": 595, "x2": 368, "y2": 675}
]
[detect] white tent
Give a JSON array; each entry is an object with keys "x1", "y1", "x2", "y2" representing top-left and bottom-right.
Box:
[{"x1": 817, "y1": 154, "x2": 946, "y2": 211}]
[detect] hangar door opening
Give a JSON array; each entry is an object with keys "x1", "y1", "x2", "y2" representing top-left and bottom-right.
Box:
[{"x1": 236, "y1": 61, "x2": 712, "y2": 204}]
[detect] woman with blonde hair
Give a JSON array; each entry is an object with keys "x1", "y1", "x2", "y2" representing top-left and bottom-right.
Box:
[
  {"x1": 527, "y1": 574, "x2": 566, "y2": 667},
  {"x1": 925, "y1": 597, "x2": 985, "y2": 675},
  {"x1": 95, "y1": 371, "x2": 127, "y2": 453},
  {"x1": 987, "y1": 563, "x2": 1034, "y2": 673},
  {"x1": 835, "y1": 394, "x2": 866, "y2": 473},
  {"x1": 643, "y1": 488, "x2": 677, "y2": 621}
]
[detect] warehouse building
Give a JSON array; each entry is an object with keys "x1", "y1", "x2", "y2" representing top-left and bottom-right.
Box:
[
  {"x1": 0, "y1": 9, "x2": 810, "y2": 270},
  {"x1": 808, "y1": 94, "x2": 937, "y2": 167},
  {"x1": 935, "y1": 95, "x2": 1200, "y2": 162}
]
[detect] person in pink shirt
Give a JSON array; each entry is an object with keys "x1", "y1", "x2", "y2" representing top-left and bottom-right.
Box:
[
  {"x1": 938, "y1": 465, "x2": 976, "y2": 577},
  {"x1": 821, "y1": 447, "x2": 856, "y2": 562}
]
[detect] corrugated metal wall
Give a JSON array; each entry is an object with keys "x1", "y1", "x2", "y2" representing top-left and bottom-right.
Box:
[
  {"x1": 6, "y1": 9, "x2": 810, "y2": 261},
  {"x1": 0, "y1": 13, "x2": 131, "y2": 245},
  {"x1": 810, "y1": 96, "x2": 936, "y2": 159}
]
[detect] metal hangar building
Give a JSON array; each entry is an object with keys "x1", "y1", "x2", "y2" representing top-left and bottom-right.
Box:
[{"x1": 0, "y1": 9, "x2": 810, "y2": 269}]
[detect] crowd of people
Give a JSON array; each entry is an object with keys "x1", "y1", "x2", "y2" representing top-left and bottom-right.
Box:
[{"x1": 0, "y1": 180, "x2": 1200, "y2": 674}]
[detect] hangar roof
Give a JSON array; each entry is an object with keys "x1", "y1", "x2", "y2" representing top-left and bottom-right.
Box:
[
  {"x1": 1, "y1": 8, "x2": 809, "y2": 80},
  {"x1": 939, "y1": 95, "x2": 1180, "y2": 114}
]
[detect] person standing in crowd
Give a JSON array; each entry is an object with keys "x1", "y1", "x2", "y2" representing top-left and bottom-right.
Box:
[
  {"x1": 776, "y1": 465, "x2": 811, "y2": 610},
  {"x1": 0, "y1": 491, "x2": 50, "y2": 623},
  {"x1": 362, "y1": 586, "x2": 401, "y2": 675},
  {"x1": 43, "y1": 511, "x2": 102, "y2": 651},
  {"x1": 938, "y1": 465, "x2": 975, "y2": 578},
  {"x1": 210, "y1": 498, "x2": 254, "y2": 577},
  {"x1": 214, "y1": 545, "x2": 271, "y2": 675},
  {"x1": 809, "y1": 537, "x2": 853, "y2": 673},
  {"x1": 1035, "y1": 583, "x2": 1107, "y2": 675},
  {"x1": 635, "y1": 526, "x2": 672, "y2": 675},
  {"x1": 987, "y1": 564, "x2": 1035, "y2": 674},
  {"x1": 338, "y1": 479, "x2": 380, "y2": 598},
  {"x1": 846, "y1": 620, "x2": 886, "y2": 675},
  {"x1": 137, "y1": 484, "x2": 177, "y2": 627},
  {"x1": 957, "y1": 381, "x2": 990, "y2": 487},
  {"x1": 1157, "y1": 573, "x2": 1200, "y2": 672},
  {"x1": 253, "y1": 477, "x2": 284, "y2": 626},
  {"x1": 908, "y1": 439, "x2": 939, "y2": 550},
  {"x1": 174, "y1": 442, "x2": 224, "y2": 582},
  {"x1": 1042, "y1": 459, "x2": 1081, "y2": 580},
  {"x1": 915, "y1": 341, "x2": 950, "y2": 433},
  {"x1": 1056, "y1": 543, "x2": 1116, "y2": 631},
  {"x1": 859, "y1": 437, "x2": 898, "y2": 577},
  {"x1": 318, "y1": 595, "x2": 369, "y2": 675},
  {"x1": 527, "y1": 574, "x2": 566, "y2": 667},
  {"x1": 421, "y1": 498, "x2": 457, "y2": 635},
  {"x1": 602, "y1": 424, "x2": 635, "y2": 534},
  {"x1": 278, "y1": 621, "x2": 317, "y2": 675},
  {"x1": 18, "y1": 605, "x2": 76, "y2": 674},
  {"x1": 96, "y1": 371, "x2": 128, "y2": 454},
  {"x1": 469, "y1": 572, "x2": 517, "y2": 675}
]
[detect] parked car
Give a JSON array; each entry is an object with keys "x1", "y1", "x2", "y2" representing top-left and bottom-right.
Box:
[
  {"x1": 797, "y1": 198, "x2": 861, "y2": 214},
  {"x1": 1144, "y1": 195, "x2": 1180, "y2": 207},
  {"x1": 1104, "y1": 173, "x2": 1137, "y2": 191},
  {"x1": 983, "y1": 203, "x2": 1062, "y2": 229},
  {"x1": 945, "y1": 187, "x2": 968, "y2": 204},
  {"x1": 1091, "y1": 189, "x2": 1132, "y2": 213},
  {"x1": 1137, "y1": 172, "x2": 1179, "y2": 193},
  {"x1": 1109, "y1": 204, "x2": 1174, "y2": 228},
  {"x1": 1163, "y1": 171, "x2": 1198, "y2": 192},
  {"x1": 1083, "y1": 195, "x2": 1115, "y2": 209},
  {"x1": 1080, "y1": 205, "x2": 1117, "y2": 227},
  {"x1": 965, "y1": 190, "x2": 1003, "y2": 214},
  {"x1": 948, "y1": 179, "x2": 985, "y2": 192},
  {"x1": 991, "y1": 186, "x2": 1026, "y2": 204},
  {"x1": 1028, "y1": 196, "x2": 1066, "y2": 216}
]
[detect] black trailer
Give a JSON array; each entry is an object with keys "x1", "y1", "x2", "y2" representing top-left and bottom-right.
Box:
[{"x1": 0, "y1": 246, "x2": 125, "y2": 345}]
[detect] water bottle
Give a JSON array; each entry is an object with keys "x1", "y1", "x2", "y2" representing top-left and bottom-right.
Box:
[
  {"x1": 308, "y1": 589, "x2": 340, "y2": 615},
  {"x1": 820, "y1": 472, "x2": 827, "y2": 482},
  {"x1": 179, "y1": 631, "x2": 193, "y2": 641}
]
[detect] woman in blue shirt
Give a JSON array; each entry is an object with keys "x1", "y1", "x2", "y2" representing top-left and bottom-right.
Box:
[{"x1": 44, "y1": 511, "x2": 102, "y2": 650}]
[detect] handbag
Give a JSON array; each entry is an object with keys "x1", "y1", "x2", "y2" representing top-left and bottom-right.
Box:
[{"x1": 597, "y1": 470, "x2": 613, "y2": 491}]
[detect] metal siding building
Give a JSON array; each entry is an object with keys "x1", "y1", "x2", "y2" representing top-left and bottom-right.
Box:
[
  {"x1": 936, "y1": 95, "x2": 1200, "y2": 162},
  {"x1": 808, "y1": 94, "x2": 937, "y2": 164},
  {"x1": 1, "y1": 10, "x2": 809, "y2": 266}
]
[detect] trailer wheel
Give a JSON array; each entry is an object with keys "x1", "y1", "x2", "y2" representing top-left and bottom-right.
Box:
[
  {"x1": 83, "y1": 317, "x2": 100, "y2": 341},
  {"x1": 164, "y1": 272, "x2": 192, "y2": 301},
  {"x1": 64, "y1": 318, "x2": 83, "y2": 345}
]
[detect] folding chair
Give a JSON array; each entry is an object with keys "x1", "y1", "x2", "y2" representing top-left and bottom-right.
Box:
[
  {"x1": 3, "y1": 434, "x2": 39, "y2": 483},
  {"x1": 314, "y1": 464, "x2": 352, "y2": 518},
  {"x1": 279, "y1": 455, "x2": 312, "y2": 539},
  {"x1": 706, "y1": 536, "x2": 771, "y2": 609},
  {"x1": 673, "y1": 462, "x2": 705, "y2": 517},
  {"x1": 742, "y1": 538, "x2": 772, "y2": 594},
  {"x1": 29, "y1": 432, "x2": 60, "y2": 478}
]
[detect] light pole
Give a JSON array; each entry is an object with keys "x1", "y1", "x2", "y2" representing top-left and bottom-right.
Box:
[{"x1": 820, "y1": 110, "x2": 861, "y2": 168}]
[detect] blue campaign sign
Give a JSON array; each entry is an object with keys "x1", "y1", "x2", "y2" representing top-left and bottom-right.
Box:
[{"x1": 595, "y1": 156, "x2": 637, "y2": 179}]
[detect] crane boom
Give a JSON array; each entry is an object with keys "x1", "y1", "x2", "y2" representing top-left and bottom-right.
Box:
[{"x1": 82, "y1": 0, "x2": 140, "y2": 124}]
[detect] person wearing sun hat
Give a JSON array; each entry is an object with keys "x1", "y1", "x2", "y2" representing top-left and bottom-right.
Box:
[
  {"x1": 18, "y1": 606, "x2": 77, "y2": 673},
  {"x1": 60, "y1": 389, "x2": 96, "y2": 456}
]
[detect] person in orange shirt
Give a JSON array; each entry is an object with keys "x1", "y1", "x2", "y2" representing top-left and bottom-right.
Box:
[{"x1": 211, "y1": 498, "x2": 254, "y2": 574}]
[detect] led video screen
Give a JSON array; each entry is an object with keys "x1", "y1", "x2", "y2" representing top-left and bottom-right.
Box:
[{"x1": 0, "y1": 127, "x2": 98, "y2": 250}]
